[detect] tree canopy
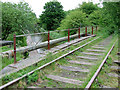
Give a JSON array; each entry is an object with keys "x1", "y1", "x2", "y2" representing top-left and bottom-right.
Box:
[
  {"x1": 79, "y1": 2, "x2": 99, "y2": 15},
  {"x1": 39, "y1": 1, "x2": 65, "y2": 31},
  {"x1": 59, "y1": 10, "x2": 88, "y2": 29},
  {"x1": 2, "y1": 2, "x2": 37, "y2": 40}
]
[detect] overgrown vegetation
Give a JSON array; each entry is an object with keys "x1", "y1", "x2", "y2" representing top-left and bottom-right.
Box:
[
  {"x1": 0, "y1": 36, "x2": 98, "y2": 87},
  {"x1": 2, "y1": 2, "x2": 37, "y2": 40},
  {"x1": 39, "y1": 0, "x2": 65, "y2": 31},
  {"x1": 2, "y1": 52, "x2": 24, "y2": 69},
  {"x1": 91, "y1": 39, "x2": 119, "y2": 88},
  {"x1": 1, "y1": 0, "x2": 119, "y2": 88}
]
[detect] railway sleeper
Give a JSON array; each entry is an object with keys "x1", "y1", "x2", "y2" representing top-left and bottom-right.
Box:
[
  {"x1": 68, "y1": 60, "x2": 95, "y2": 66},
  {"x1": 80, "y1": 52, "x2": 104, "y2": 56},
  {"x1": 76, "y1": 56, "x2": 98, "y2": 60},
  {"x1": 59, "y1": 65, "x2": 89, "y2": 73},
  {"x1": 86, "y1": 49, "x2": 106, "y2": 52},
  {"x1": 46, "y1": 75, "x2": 84, "y2": 85},
  {"x1": 107, "y1": 73, "x2": 120, "y2": 78},
  {"x1": 91, "y1": 46, "x2": 106, "y2": 49}
]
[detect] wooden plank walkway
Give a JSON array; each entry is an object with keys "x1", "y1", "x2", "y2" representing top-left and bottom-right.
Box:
[{"x1": 46, "y1": 75, "x2": 84, "y2": 85}]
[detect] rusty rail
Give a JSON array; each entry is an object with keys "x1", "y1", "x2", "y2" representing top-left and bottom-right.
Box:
[
  {"x1": 0, "y1": 37, "x2": 100, "y2": 89},
  {"x1": 85, "y1": 39, "x2": 117, "y2": 89}
]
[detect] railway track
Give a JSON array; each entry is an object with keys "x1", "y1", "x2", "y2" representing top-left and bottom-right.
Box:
[
  {"x1": 0, "y1": 35, "x2": 117, "y2": 89},
  {"x1": 0, "y1": 35, "x2": 95, "y2": 79}
]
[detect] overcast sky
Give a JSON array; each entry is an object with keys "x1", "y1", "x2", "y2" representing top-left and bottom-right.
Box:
[{"x1": 1, "y1": 0, "x2": 102, "y2": 18}]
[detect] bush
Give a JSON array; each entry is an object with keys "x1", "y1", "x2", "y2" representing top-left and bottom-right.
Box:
[{"x1": 58, "y1": 10, "x2": 89, "y2": 35}]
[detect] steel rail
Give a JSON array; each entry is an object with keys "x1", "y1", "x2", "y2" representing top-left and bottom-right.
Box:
[
  {"x1": 85, "y1": 39, "x2": 117, "y2": 89},
  {"x1": 0, "y1": 37, "x2": 100, "y2": 89},
  {"x1": 0, "y1": 35, "x2": 95, "y2": 79}
]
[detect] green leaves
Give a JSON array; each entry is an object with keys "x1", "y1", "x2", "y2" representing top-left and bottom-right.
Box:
[
  {"x1": 59, "y1": 10, "x2": 88, "y2": 28},
  {"x1": 39, "y1": 1, "x2": 65, "y2": 31},
  {"x1": 2, "y1": 2, "x2": 37, "y2": 40},
  {"x1": 79, "y1": 2, "x2": 99, "y2": 15}
]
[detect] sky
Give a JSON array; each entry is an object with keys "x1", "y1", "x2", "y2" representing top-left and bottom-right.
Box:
[{"x1": 1, "y1": 0, "x2": 102, "y2": 18}]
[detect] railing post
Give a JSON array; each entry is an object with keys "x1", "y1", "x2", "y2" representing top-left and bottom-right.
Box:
[
  {"x1": 48, "y1": 31, "x2": 50, "y2": 50},
  {"x1": 92, "y1": 26, "x2": 93, "y2": 35},
  {"x1": 14, "y1": 34, "x2": 17, "y2": 64},
  {"x1": 78, "y1": 27, "x2": 80, "y2": 38},
  {"x1": 85, "y1": 26, "x2": 87, "y2": 36},
  {"x1": 68, "y1": 29, "x2": 70, "y2": 42}
]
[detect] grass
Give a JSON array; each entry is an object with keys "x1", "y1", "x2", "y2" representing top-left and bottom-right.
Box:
[
  {"x1": 1, "y1": 52, "x2": 24, "y2": 69},
  {"x1": 0, "y1": 36, "x2": 98, "y2": 88},
  {"x1": 1, "y1": 33, "x2": 117, "y2": 88},
  {"x1": 0, "y1": 46, "x2": 13, "y2": 52},
  {"x1": 91, "y1": 36, "x2": 118, "y2": 88}
]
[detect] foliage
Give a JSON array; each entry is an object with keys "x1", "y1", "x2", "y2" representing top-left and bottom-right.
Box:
[
  {"x1": 103, "y1": 2, "x2": 120, "y2": 28},
  {"x1": 78, "y1": 2, "x2": 99, "y2": 15},
  {"x1": 88, "y1": 9, "x2": 103, "y2": 26},
  {"x1": 27, "y1": 72, "x2": 38, "y2": 84},
  {"x1": 58, "y1": 10, "x2": 89, "y2": 35},
  {"x1": 96, "y1": 2, "x2": 120, "y2": 35},
  {"x1": 39, "y1": 0, "x2": 65, "y2": 31},
  {"x1": 2, "y1": 2, "x2": 37, "y2": 40}
]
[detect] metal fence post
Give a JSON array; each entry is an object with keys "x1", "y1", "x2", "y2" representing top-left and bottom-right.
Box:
[
  {"x1": 92, "y1": 26, "x2": 93, "y2": 35},
  {"x1": 14, "y1": 34, "x2": 17, "y2": 64},
  {"x1": 85, "y1": 26, "x2": 87, "y2": 36},
  {"x1": 78, "y1": 27, "x2": 80, "y2": 38},
  {"x1": 68, "y1": 29, "x2": 70, "y2": 42},
  {"x1": 48, "y1": 31, "x2": 50, "y2": 50}
]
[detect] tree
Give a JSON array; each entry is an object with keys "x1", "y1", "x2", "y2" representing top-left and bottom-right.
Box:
[
  {"x1": 102, "y1": 2, "x2": 120, "y2": 28},
  {"x1": 39, "y1": 1, "x2": 65, "y2": 31},
  {"x1": 58, "y1": 10, "x2": 89, "y2": 35},
  {"x1": 79, "y1": 2, "x2": 99, "y2": 15},
  {"x1": 2, "y1": 2, "x2": 37, "y2": 40},
  {"x1": 89, "y1": 9, "x2": 103, "y2": 25},
  {"x1": 98, "y1": 2, "x2": 120, "y2": 34}
]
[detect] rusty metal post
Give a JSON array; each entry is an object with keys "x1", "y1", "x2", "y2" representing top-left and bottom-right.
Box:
[
  {"x1": 92, "y1": 26, "x2": 93, "y2": 35},
  {"x1": 85, "y1": 26, "x2": 87, "y2": 36},
  {"x1": 78, "y1": 27, "x2": 80, "y2": 38},
  {"x1": 14, "y1": 34, "x2": 17, "y2": 64},
  {"x1": 68, "y1": 29, "x2": 70, "y2": 42},
  {"x1": 48, "y1": 31, "x2": 50, "y2": 50}
]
